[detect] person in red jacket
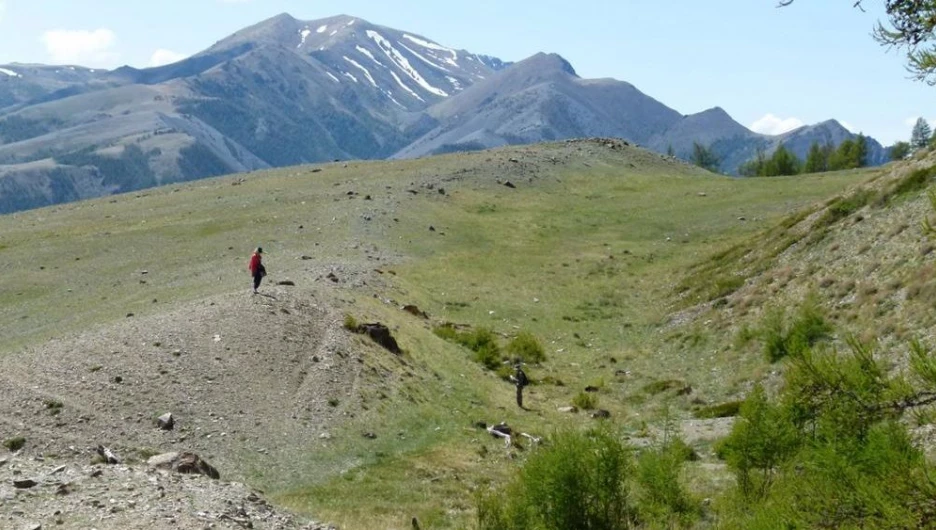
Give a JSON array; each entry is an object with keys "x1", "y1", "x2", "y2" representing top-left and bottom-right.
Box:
[{"x1": 248, "y1": 247, "x2": 266, "y2": 294}]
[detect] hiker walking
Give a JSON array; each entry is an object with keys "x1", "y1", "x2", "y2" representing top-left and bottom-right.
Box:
[
  {"x1": 248, "y1": 247, "x2": 266, "y2": 294},
  {"x1": 510, "y1": 361, "x2": 529, "y2": 409}
]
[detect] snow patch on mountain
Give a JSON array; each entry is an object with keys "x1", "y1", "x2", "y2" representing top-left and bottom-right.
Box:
[
  {"x1": 316, "y1": 25, "x2": 328, "y2": 34},
  {"x1": 326, "y1": 71, "x2": 340, "y2": 83},
  {"x1": 298, "y1": 28, "x2": 311, "y2": 48},
  {"x1": 366, "y1": 30, "x2": 448, "y2": 97},
  {"x1": 0, "y1": 67, "x2": 21, "y2": 77},
  {"x1": 342, "y1": 71, "x2": 358, "y2": 83},
  {"x1": 344, "y1": 56, "x2": 377, "y2": 87},
  {"x1": 382, "y1": 88, "x2": 405, "y2": 108},
  {"x1": 402, "y1": 34, "x2": 459, "y2": 67},
  {"x1": 389, "y1": 70, "x2": 425, "y2": 102},
  {"x1": 356, "y1": 45, "x2": 385, "y2": 67},
  {"x1": 399, "y1": 42, "x2": 451, "y2": 73},
  {"x1": 446, "y1": 76, "x2": 463, "y2": 91}
]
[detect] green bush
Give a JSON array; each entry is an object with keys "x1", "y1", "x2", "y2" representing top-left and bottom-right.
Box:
[
  {"x1": 715, "y1": 326, "x2": 936, "y2": 527},
  {"x1": 432, "y1": 323, "x2": 459, "y2": 341},
  {"x1": 815, "y1": 188, "x2": 875, "y2": 228},
  {"x1": 715, "y1": 385, "x2": 800, "y2": 498},
  {"x1": 693, "y1": 400, "x2": 742, "y2": 419},
  {"x1": 477, "y1": 428, "x2": 639, "y2": 530},
  {"x1": 3, "y1": 436, "x2": 25, "y2": 451},
  {"x1": 572, "y1": 392, "x2": 598, "y2": 410},
  {"x1": 343, "y1": 314, "x2": 359, "y2": 331},
  {"x1": 433, "y1": 324, "x2": 504, "y2": 370},
  {"x1": 879, "y1": 164, "x2": 936, "y2": 204},
  {"x1": 474, "y1": 343, "x2": 504, "y2": 370},
  {"x1": 506, "y1": 332, "x2": 546, "y2": 364},
  {"x1": 760, "y1": 299, "x2": 831, "y2": 363},
  {"x1": 642, "y1": 379, "x2": 688, "y2": 396},
  {"x1": 637, "y1": 439, "x2": 702, "y2": 526}
]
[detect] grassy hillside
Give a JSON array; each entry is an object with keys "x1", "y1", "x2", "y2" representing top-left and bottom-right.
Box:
[{"x1": 0, "y1": 139, "x2": 897, "y2": 529}]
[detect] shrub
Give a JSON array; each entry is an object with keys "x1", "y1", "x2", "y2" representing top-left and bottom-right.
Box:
[
  {"x1": 716, "y1": 323, "x2": 936, "y2": 527},
  {"x1": 432, "y1": 323, "x2": 459, "y2": 341},
  {"x1": 637, "y1": 439, "x2": 702, "y2": 526},
  {"x1": 642, "y1": 379, "x2": 688, "y2": 396},
  {"x1": 879, "y1": 164, "x2": 936, "y2": 204},
  {"x1": 694, "y1": 400, "x2": 742, "y2": 419},
  {"x1": 434, "y1": 324, "x2": 504, "y2": 370},
  {"x1": 343, "y1": 314, "x2": 359, "y2": 331},
  {"x1": 474, "y1": 342, "x2": 504, "y2": 370},
  {"x1": 477, "y1": 428, "x2": 639, "y2": 530},
  {"x1": 572, "y1": 392, "x2": 598, "y2": 410},
  {"x1": 760, "y1": 298, "x2": 831, "y2": 363},
  {"x1": 3, "y1": 437, "x2": 25, "y2": 452},
  {"x1": 715, "y1": 385, "x2": 800, "y2": 498},
  {"x1": 815, "y1": 188, "x2": 875, "y2": 228},
  {"x1": 506, "y1": 332, "x2": 546, "y2": 364}
]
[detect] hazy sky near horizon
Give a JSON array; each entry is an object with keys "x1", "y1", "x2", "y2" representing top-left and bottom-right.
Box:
[{"x1": 0, "y1": 0, "x2": 930, "y2": 145}]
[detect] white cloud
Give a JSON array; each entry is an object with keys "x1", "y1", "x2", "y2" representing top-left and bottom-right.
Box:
[
  {"x1": 41, "y1": 28, "x2": 118, "y2": 67},
  {"x1": 750, "y1": 113, "x2": 806, "y2": 136},
  {"x1": 149, "y1": 49, "x2": 188, "y2": 67}
]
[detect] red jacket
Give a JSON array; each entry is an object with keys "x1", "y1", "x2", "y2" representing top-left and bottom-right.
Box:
[{"x1": 248, "y1": 253, "x2": 262, "y2": 274}]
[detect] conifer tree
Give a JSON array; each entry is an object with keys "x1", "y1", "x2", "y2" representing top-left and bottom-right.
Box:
[
  {"x1": 690, "y1": 142, "x2": 720, "y2": 172},
  {"x1": 912, "y1": 117, "x2": 932, "y2": 150},
  {"x1": 803, "y1": 141, "x2": 830, "y2": 173},
  {"x1": 890, "y1": 141, "x2": 911, "y2": 161},
  {"x1": 764, "y1": 144, "x2": 802, "y2": 176}
]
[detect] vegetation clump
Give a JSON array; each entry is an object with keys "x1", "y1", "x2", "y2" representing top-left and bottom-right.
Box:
[
  {"x1": 43, "y1": 399, "x2": 64, "y2": 416},
  {"x1": 572, "y1": 391, "x2": 598, "y2": 410},
  {"x1": 435, "y1": 325, "x2": 548, "y2": 370},
  {"x1": 759, "y1": 298, "x2": 831, "y2": 363},
  {"x1": 642, "y1": 379, "x2": 689, "y2": 396},
  {"x1": 815, "y1": 188, "x2": 876, "y2": 229},
  {"x1": 879, "y1": 164, "x2": 936, "y2": 205},
  {"x1": 715, "y1": 335, "x2": 936, "y2": 527},
  {"x1": 3, "y1": 436, "x2": 25, "y2": 451},
  {"x1": 739, "y1": 137, "x2": 870, "y2": 177},
  {"x1": 693, "y1": 400, "x2": 742, "y2": 419},
  {"x1": 506, "y1": 332, "x2": 546, "y2": 364},
  {"x1": 434, "y1": 324, "x2": 503, "y2": 369},
  {"x1": 477, "y1": 428, "x2": 699, "y2": 529}
]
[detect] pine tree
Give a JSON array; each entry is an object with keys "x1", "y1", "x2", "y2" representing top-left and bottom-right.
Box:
[
  {"x1": 690, "y1": 142, "x2": 720, "y2": 172},
  {"x1": 828, "y1": 138, "x2": 866, "y2": 171},
  {"x1": 764, "y1": 144, "x2": 802, "y2": 176},
  {"x1": 890, "y1": 141, "x2": 911, "y2": 161},
  {"x1": 911, "y1": 117, "x2": 932, "y2": 149},
  {"x1": 738, "y1": 148, "x2": 767, "y2": 177},
  {"x1": 854, "y1": 133, "x2": 869, "y2": 167},
  {"x1": 804, "y1": 141, "x2": 830, "y2": 173}
]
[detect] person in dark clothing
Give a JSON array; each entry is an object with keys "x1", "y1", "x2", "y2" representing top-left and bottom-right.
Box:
[
  {"x1": 510, "y1": 361, "x2": 530, "y2": 409},
  {"x1": 248, "y1": 247, "x2": 266, "y2": 293}
]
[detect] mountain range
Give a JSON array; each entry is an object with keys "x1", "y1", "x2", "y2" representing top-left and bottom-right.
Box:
[{"x1": 0, "y1": 13, "x2": 888, "y2": 214}]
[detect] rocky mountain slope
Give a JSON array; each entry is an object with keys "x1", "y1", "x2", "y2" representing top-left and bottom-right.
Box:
[{"x1": 0, "y1": 13, "x2": 885, "y2": 214}]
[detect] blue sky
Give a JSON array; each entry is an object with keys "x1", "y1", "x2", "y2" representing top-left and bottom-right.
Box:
[{"x1": 0, "y1": 0, "x2": 930, "y2": 144}]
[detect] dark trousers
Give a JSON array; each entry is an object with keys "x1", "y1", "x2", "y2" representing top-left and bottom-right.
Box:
[
  {"x1": 516, "y1": 385, "x2": 524, "y2": 408},
  {"x1": 253, "y1": 272, "x2": 263, "y2": 290}
]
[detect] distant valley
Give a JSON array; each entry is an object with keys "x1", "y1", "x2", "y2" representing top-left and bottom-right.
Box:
[{"x1": 0, "y1": 12, "x2": 887, "y2": 214}]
